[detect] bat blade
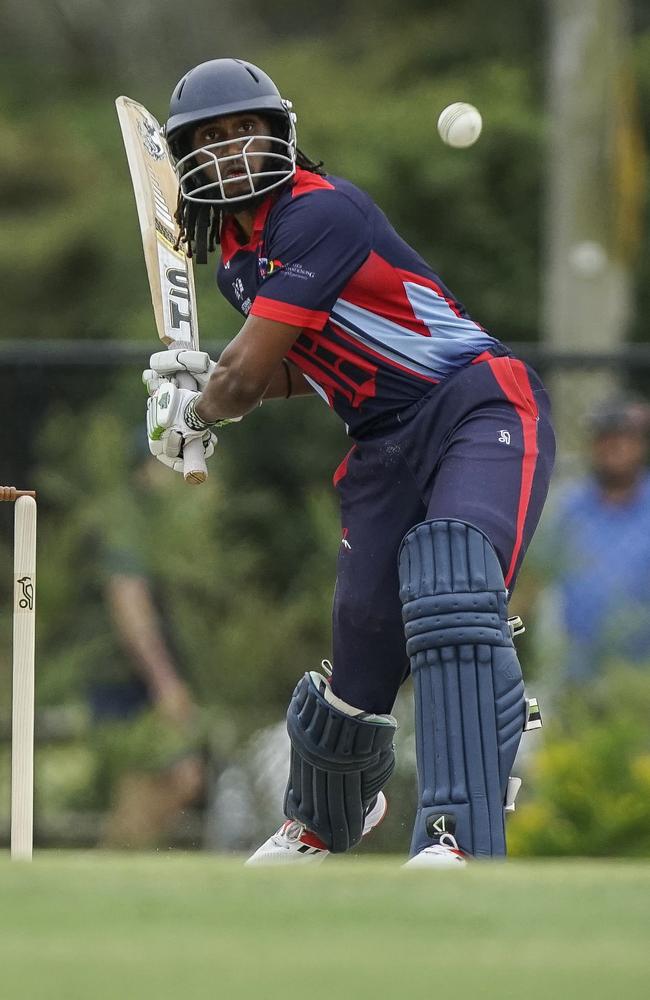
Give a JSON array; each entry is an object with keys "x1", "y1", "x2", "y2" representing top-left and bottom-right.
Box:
[
  {"x1": 115, "y1": 96, "x2": 199, "y2": 348},
  {"x1": 116, "y1": 95, "x2": 207, "y2": 483}
]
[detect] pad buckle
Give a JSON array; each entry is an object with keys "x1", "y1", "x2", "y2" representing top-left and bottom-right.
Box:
[
  {"x1": 524, "y1": 696, "x2": 542, "y2": 731},
  {"x1": 508, "y1": 615, "x2": 525, "y2": 639},
  {"x1": 505, "y1": 776, "x2": 522, "y2": 813}
]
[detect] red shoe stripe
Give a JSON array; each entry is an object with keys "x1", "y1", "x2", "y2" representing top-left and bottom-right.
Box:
[{"x1": 299, "y1": 829, "x2": 328, "y2": 850}]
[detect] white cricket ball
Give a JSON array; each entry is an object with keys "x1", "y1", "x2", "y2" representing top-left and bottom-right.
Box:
[{"x1": 437, "y1": 103, "x2": 483, "y2": 148}]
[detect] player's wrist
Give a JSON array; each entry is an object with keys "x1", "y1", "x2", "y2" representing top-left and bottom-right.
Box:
[
  {"x1": 187, "y1": 397, "x2": 240, "y2": 430},
  {"x1": 185, "y1": 397, "x2": 216, "y2": 431}
]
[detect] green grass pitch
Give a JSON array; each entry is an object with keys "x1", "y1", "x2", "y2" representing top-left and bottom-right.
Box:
[{"x1": 0, "y1": 855, "x2": 648, "y2": 999}]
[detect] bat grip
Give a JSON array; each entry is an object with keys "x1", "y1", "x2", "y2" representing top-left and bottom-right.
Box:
[{"x1": 175, "y1": 372, "x2": 208, "y2": 485}]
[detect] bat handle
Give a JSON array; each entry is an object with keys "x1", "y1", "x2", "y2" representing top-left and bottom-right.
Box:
[
  {"x1": 183, "y1": 437, "x2": 208, "y2": 485},
  {"x1": 175, "y1": 372, "x2": 209, "y2": 485}
]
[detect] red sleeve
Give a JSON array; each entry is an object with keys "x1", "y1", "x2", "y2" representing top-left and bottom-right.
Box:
[{"x1": 250, "y1": 297, "x2": 330, "y2": 331}]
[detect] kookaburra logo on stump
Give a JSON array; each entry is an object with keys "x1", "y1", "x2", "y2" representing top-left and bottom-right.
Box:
[{"x1": 17, "y1": 576, "x2": 34, "y2": 611}]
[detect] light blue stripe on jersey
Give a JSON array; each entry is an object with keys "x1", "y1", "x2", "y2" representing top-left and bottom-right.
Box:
[
  {"x1": 331, "y1": 297, "x2": 495, "y2": 380},
  {"x1": 404, "y1": 282, "x2": 490, "y2": 343}
]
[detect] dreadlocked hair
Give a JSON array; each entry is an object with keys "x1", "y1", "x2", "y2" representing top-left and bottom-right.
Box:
[
  {"x1": 174, "y1": 193, "x2": 221, "y2": 265},
  {"x1": 173, "y1": 147, "x2": 326, "y2": 263},
  {"x1": 296, "y1": 148, "x2": 326, "y2": 175}
]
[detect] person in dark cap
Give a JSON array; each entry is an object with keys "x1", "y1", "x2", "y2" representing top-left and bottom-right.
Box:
[
  {"x1": 535, "y1": 396, "x2": 650, "y2": 683},
  {"x1": 584, "y1": 398, "x2": 650, "y2": 502}
]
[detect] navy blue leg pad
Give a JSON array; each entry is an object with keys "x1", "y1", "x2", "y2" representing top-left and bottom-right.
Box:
[
  {"x1": 399, "y1": 519, "x2": 526, "y2": 858},
  {"x1": 284, "y1": 673, "x2": 396, "y2": 853}
]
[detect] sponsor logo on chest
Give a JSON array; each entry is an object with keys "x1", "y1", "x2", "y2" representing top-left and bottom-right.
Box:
[
  {"x1": 258, "y1": 256, "x2": 283, "y2": 280},
  {"x1": 231, "y1": 276, "x2": 252, "y2": 314}
]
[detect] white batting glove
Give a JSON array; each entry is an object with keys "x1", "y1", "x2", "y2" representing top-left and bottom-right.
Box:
[
  {"x1": 144, "y1": 349, "x2": 217, "y2": 395},
  {"x1": 146, "y1": 381, "x2": 216, "y2": 473}
]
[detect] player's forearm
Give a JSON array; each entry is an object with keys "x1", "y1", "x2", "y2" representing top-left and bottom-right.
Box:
[
  {"x1": 193, "y1": 315, "x2": 310, "y2": 421},
  {"x1": 195, "y1": 363, "x2": 264, "y2": 422},
  {"x1": 196, "y1": 358, "x2": 313, "y2": 420}
]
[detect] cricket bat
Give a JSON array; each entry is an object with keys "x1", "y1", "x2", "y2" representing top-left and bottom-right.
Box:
[{"x1": 115, "y1": 95, "x2": 207, "y2": 484}]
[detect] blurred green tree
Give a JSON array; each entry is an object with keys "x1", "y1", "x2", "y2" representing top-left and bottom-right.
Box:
[{"x1": 32, "y1": 375, "x2": 346, "y2": 728}]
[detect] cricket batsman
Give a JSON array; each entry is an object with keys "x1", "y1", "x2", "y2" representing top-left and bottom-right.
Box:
[{"x1": 143, "y1": 58, "x2": 556, "y2": 866}]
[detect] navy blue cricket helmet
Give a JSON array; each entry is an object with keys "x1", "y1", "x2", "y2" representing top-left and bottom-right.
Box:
[{"x1": 165, "y1": 58, "x2": 297, "y2": 206}]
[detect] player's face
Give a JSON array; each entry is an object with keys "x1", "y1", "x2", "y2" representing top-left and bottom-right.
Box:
[{"x1": 191, "y1": 113, "x2": 273, "y2": 197}]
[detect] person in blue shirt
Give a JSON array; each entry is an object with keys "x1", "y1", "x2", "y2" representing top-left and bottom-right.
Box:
[
  {"x1": 143, "y1": 58, "x2": 555, "y2": 866},
  {"x1": 535, "y1": 398, "x2": 650, "y2": 684}
]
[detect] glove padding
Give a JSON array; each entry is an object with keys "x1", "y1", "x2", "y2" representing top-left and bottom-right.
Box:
[
  {"x1": 146, "y1": 381, "x2": 216, "y2": 474},
  {"x1": 144, "y1": 349, "x2": 217, "y2": 395}
]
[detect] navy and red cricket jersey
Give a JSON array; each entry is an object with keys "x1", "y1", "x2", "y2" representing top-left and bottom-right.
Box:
[
  {"x1": 216, "y1": 166, "x2": 555, "y2": 712},
  {"x1": 218, "y1": 167, "x2": 504, "y2": 437}
]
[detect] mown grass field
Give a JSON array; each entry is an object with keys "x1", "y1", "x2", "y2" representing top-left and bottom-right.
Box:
[{"x1": 0, "y1": 854, "x2": 648, "y2": 999}]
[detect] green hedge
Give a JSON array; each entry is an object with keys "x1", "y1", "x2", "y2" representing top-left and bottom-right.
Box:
[{"x1": 510, "y1": 667, "x2": 650, "y2": 857}]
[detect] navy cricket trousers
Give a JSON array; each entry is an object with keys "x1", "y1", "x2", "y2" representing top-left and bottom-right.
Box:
[{"x1": 330, "y1": 354, "x2": 556, "y2": 715}]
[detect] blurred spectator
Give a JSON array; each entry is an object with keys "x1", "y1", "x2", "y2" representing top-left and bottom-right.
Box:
[
  {"x1": 533, "y1": 396, "x2": 650, "y2": 685},
  {"x1": 89, "y1": 450, "x2": 204, "y2": 848}
]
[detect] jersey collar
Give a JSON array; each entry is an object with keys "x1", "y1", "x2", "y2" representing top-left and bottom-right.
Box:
[
  {"x1": 219, "y1": 194, "x2": 276, "y2": 264},
  {"x1": 219, "y1": 169, "x2": 327, "y2": 263}
]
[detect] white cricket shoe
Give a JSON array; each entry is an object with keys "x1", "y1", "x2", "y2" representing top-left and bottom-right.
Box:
[
  {"x1": 404, "y1": 831, "x2": 467, "y2": 869},
  {"x1": 245, "y1": 792, "x2": 388, "y2": 866}
]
